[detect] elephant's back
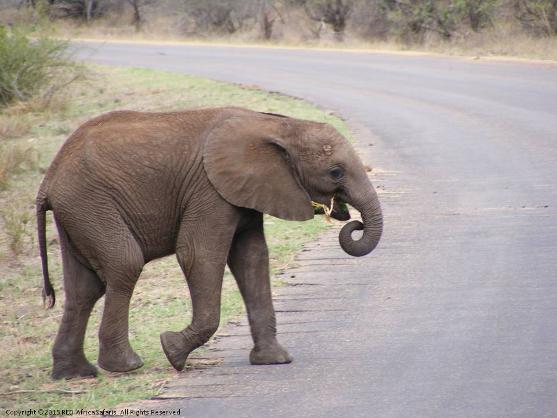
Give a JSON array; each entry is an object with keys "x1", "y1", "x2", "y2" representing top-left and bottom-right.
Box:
[
  {"x1": 40, "y1": 106, "x2": 258, "y2": 210},
  {"x1": 43, "y1": 109, "x2": 216, "y2": 192}
]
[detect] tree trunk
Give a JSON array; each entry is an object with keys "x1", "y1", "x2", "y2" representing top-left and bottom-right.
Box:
[
  {"x1": 85, "y1": 0, "x2": 93, "y2": 22},
  {"x1": 131, "y1": 0, "x2": 141, "y2": 31}
]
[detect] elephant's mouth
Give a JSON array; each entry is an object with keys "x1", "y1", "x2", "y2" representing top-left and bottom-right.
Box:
[
  {"x1": 313, "y1": 198, "x2": 351, "y2": 221},
  {"x1": 331, "y1": 199, "x2": 351, "y2": 221}
]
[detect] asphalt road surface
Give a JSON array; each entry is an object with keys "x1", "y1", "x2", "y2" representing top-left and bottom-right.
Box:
[{"x1": 77, "y1": 42, "x2": 557, "y2": 418}]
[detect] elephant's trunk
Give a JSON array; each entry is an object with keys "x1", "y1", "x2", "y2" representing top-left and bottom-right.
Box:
[{"x1": 338, "y1": 187, "x2": 383, "y2": 257}]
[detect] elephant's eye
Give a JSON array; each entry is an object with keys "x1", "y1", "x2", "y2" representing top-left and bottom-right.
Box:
[{"x1": 329, "y1": 167, "x2": 344, "y2": 180}]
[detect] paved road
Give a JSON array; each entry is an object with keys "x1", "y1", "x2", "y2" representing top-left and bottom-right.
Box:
[{"x1": 77, "y1": 42, "x2": 557, "y2": 417}]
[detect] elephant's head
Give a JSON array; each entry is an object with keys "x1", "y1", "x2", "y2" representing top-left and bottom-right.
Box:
[{"x1": 203, "y1": 111, "x2": 382, "y2": 257}]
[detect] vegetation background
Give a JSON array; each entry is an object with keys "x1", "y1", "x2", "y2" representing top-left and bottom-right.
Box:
[{"x1": 1, "y1": 0, "x2": 557, "y2": 59}]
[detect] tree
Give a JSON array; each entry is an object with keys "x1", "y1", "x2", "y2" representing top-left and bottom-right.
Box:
[
  {"x1": 125, "y1": 0, "x2": 153, "y2": 31},
  {"x1": 304, "y1": 0, "x2": 352, "y2": 41},
  {"x1": 47, "y1": 0, "x2": 104, "y2": 22},
  {"x1": 451, "y1": 0, "x2": 497, "y2": 32},
  {"x1": 258, "y1": 0, "x2": 284, "y2": 39},
  {"x1": 18, "y1": 0, "x2": 38, "y2": 7},
  {"x1": 514, "y1": 0, "x2": 557, "y2": 35},
  {"x1": 183, "y1": 0, "x2": 258, "y2": 34},
  {"x1": 84, "y1": 0, "x2": 93, "y2": 21},
  {"x1": 380, "y1": 0, "x2": 497, "y2": 41},
  {"x1": 380, "y1": 0, "x2": 448, "y2": 40}
]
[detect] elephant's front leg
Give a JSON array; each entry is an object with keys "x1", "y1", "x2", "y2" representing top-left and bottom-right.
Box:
[
  {"x1": 160, "y1": 207, "x2": 239, "y2": 371},
  {"x1": 228, "y1": 213, "x2": 292, "y2": 365}
]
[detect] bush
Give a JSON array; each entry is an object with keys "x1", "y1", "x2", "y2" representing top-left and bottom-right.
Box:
[
  {"x1": 380, "y1": 0, "x2": 498, "y2": 42},
  {"x1": 514, "y1": 0, "x2": 557, "y2": 36},
  {"x1": 48, "y1": 0, "x2": 107, "y2": 21},
  {"x1": 0, "y1": 27, "x2": 80, "y2": 107},
  {"x1": 182, "y1": 0, "x2": 258, "y2": 34}
]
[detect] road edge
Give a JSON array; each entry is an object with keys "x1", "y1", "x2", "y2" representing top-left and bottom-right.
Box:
[{"x1": 72, "y1": 38, "x2": 557, "y2": 67}]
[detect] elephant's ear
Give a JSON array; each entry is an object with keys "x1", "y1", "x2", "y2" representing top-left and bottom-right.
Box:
[{"x1": 203, "y1": 115, "x2": 314, "y2": 221}]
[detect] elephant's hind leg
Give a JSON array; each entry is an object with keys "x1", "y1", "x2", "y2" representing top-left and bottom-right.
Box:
[{"x1": 52, "y1": 226, "x2": 105, "y2": 380}]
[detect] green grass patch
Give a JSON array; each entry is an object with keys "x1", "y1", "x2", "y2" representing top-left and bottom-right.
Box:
[{"x1": 0, "y1": 64, "x2": 347, "y2": 411}]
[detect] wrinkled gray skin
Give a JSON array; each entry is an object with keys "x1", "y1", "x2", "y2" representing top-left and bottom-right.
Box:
[{"x1": 36, "y1": 107, "x2": 382, "y2": 380}]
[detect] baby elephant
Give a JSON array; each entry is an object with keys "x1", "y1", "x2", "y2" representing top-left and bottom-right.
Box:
[{"x1": 37, "y1": 107, "x2": 382, "y2": 380}]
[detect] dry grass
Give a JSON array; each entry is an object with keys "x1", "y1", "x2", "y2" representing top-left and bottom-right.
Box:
[
  {"x1": 0, "y1": 143, "x2": 40, "y2": 191},
  {"x1": 11, "y1": 93, "x2": 71, "y2": 115},
  {"x1": 0, "y1": 113, "x2": 32, "y2": 140},
  {"x1": 421, "y1": 26, "x2": 557, "y2": 61},
  {"x1": 0, "y1": 89, "x2": 73, "y2": 143},
  {"x1": 1, "y1": 201, "x2": 35, "y2": 255}
]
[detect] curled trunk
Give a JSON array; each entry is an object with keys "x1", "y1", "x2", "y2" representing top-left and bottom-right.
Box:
[{"x1": 338, "y1": 189, "x2": 382, "y2": 257}]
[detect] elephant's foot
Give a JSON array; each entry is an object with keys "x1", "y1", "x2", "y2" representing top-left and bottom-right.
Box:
[
  {"x1": 98, "y1": 344, "x2": 143, "y2": 373},
  {"x1": 160, "y1": 331, "x2": 191, "y2": 371},
  {"x1": 52, "y1": 358, "x2": 98, "y2": 380},
  {"x1": 250, "y1": 343, "x2": 293, "y2": 365}
]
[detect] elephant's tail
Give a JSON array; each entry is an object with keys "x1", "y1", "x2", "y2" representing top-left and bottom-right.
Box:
[{"x1": 37, "y1": 194, "x2": 55, "y2": 309}]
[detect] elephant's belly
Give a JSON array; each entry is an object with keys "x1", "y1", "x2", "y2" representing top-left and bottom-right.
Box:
[{"x1": 129, "y1": 213, "x2": 177, "y2": 261}]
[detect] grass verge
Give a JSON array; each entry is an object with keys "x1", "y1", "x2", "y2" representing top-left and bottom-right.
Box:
[{"x1": 0, "y1": 64, "x2": 350, "y2": 411}]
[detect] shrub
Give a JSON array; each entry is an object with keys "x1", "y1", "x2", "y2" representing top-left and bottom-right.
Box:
[
  {"x1": 182, "y1": 0, "x2": 258, "y2": 34},
  {"x1": 380, "y1": 0, "x2": 499, "y2": 41},
  {"x1": 514, "y1": 0, "x2": 557, "y2": 36},
  {"x1": 453, "y1": 0, "x2": 498, "y2": 32},
  {"x1": 0, "y1": 27, "x2": 80, "y2": 107},
  {"x1": 304, "y1": 0, "x2": 353, "y2": 41}
]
